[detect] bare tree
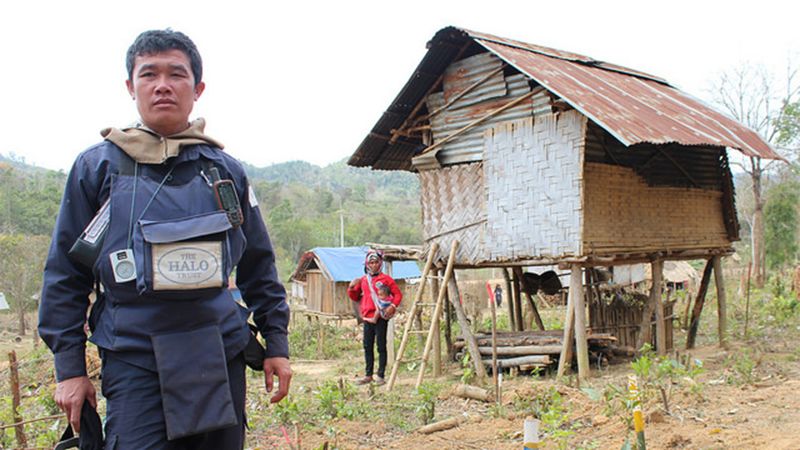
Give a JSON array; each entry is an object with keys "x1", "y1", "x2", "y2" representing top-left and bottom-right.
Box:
[{"x1": 710, "y1": 62, "x2": 798, "y2": 287}]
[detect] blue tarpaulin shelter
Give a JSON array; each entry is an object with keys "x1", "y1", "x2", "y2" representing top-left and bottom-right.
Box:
[
  {"x1": 309, "y1": 246, "x2": 421, "y2": 281},
  {"x1": 290, "y1": 246, "x2": 421, "y2": 316}
]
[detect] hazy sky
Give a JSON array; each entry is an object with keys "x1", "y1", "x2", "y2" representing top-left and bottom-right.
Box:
[{"x1": 2, "y1": 0, "x2": 797, "y2": 172}]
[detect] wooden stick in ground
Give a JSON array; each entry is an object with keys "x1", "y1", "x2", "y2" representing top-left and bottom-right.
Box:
[
  {"x1": 745, "y1": 262, "x2": 752, "y2": 339},
  {"x1": 9, "y1": 351, "x2": 27, "y2": 448},
  {"x1": 686, "y1": 259, "x2": 714, "y2": 349},
  {"x1": 713, "y1": 255, "x2": 728, "y2": 348},
  {"x1": 514, "y1": 267, "x2": 545, "y2": 331},
  {"x1": 386, "y1": 242, "x2": 438, "y2": 391},
  {"x1": 651, "y1": 260, "x2": 666, "y2": 355},
  {"x1": 416, "y1": 241, "x2": 459, "y2": 389},
  {"x1": 490, "y1": 282, "x2": 499, "y2": 402},
  {"x1": 557, "y1": 281, "x2": 576, "y2": 378},
  {"x1": 447, "y1": 272, "x2": 487, "y2": 381},
  {"x1": 571, "y1": 264, "x2": 590, "y2": 380}
]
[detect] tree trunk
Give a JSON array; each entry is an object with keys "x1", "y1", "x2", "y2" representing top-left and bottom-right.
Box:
[{"x1": 752, "y1": 157, "x2": 766, "y2": 287}]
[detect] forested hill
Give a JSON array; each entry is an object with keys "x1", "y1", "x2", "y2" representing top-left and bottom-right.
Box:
[{"x1": 0, "y1": 153, "x2": 422, "y2": 278}]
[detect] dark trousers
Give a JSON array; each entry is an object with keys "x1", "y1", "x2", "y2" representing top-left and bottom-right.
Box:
[
  {"x1": 363, "y1": 319, "x2": 388, "y2": 378},
  {"x1": 101, "y1": 352, "x2": 246, "y2": 450}
]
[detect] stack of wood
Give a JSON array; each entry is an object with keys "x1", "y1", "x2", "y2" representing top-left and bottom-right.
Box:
[{"x1": 454, "y1": 330, "x2": 623, "y2": 372}]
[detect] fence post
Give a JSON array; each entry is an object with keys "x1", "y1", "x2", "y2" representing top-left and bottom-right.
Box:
[{"x1": 9, "y1": 350, "x2": 28, "y2": 448}]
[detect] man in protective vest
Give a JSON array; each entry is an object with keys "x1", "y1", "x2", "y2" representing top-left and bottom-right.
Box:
[{"x1": 39, "y1": 29, "x2": 292, "y2": 449}]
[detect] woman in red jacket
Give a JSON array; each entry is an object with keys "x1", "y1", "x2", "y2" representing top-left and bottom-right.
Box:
[{"x1": 347, "y1": 250, "x2": 402, "y2": 385}]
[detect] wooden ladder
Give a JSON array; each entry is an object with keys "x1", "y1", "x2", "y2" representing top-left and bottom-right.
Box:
[{"x1": 386, "y1": 241, "x2": 460, "y2": 390}]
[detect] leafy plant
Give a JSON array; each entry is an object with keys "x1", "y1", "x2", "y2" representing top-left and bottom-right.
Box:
[{"x1": 414, "y1": 382, "x2": 440, "y2": 425}]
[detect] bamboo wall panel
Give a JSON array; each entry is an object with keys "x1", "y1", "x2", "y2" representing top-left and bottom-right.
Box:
[
  {"x1": 419, "y1": 162, "x2": 487, "y2": 265},
  {"x1": 583, "y1": 162, "x2": 730, "y2": 253},
  {"x1": 483, "y1": 111, "x2": 586, "y2": 260}
]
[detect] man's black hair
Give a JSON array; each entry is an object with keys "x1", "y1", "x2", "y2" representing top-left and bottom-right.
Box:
[{"x1": 126, "y1": 29, "x2": 203, "y2": 86}]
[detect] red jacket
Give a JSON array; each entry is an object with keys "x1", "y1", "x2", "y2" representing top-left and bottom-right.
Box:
[{"x1": 347, "y1": 273, "x2": 402, "y2": 319}]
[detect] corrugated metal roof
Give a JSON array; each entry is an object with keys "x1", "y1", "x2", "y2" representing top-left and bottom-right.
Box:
[
  {"x1": 348, "y1": 26, "x2": 780, "y2": 171},
  {"x1": 474, "y1": 37, "x2": 779, "y2": 159}
]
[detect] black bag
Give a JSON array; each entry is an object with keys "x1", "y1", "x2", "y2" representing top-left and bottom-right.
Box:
[{"x1": 54, "y1": 402, "x2": 104, "y2": 450}]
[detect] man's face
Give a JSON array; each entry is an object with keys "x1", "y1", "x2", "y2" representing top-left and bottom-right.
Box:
[
  {"x1": 125, "y1": 49, "x2": 205, "y2": 137},
  {"x1": 367, "y1": 259, "x2": 381, "y2": 273}
]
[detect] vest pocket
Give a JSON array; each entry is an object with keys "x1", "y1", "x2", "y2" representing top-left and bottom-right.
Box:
[{"x1": 134, "y1": 211, "x2": 234, "y2": 298}]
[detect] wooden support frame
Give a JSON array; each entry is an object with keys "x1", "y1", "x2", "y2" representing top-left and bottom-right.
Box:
[
  {"x1": 502, "y1": 268, "x2": 516, "y2": 331},
  {"x1": 686, "y1": 259, "x2": 714, "y2": 349},
  {"x1": 571, "y1": 265, "x2": 590, "y2": 380},
  {"x1": 514, "y1": 267, "x2": 545, "y2": 331},
  {"x1": 636, "y1": 260, "x2": 665, "y2": 353},
  {"x1": 557, "y1": 265, "x2": 590, "y2": 379},
  {"x1": 713, "y1": 255, "x2": 728, "y2": 348},
  {"x1": 446, "y1": 274, "x2": 487, "y2": 383},
  {"x1": 386, "y1": 243, "x2": 439, "y2": 391},
  {"x1": 415, "y1": 242, "x2": 459, "y2": 387},
  {"x1": 513, "y1": 270, "x2": 524, "y2": 331}
]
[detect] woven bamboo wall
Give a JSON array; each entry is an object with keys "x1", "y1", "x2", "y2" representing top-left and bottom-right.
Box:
[
  {"x1": 419, "y1": 162, "x2": 487, "y2": 265},
  {"x1": 583, "y1": 162, "x2": 730, "y2": 254},
  {"x1": 483, "y1": 112, "x2": 586, "y2": 260}
]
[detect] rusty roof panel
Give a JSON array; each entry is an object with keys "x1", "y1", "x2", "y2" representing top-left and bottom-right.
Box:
[
  {"x1": 348, "y1": 26, "x2": 779, "y2": 172},
  {"x1": 475, "y1": 39, "x2": 780, "y2": 160},
  {"x1": 442, "y1": 52, "x2": 507, "y2": 108}
]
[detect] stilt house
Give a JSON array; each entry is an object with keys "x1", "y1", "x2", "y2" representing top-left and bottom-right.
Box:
[{"x1": 348, "y1": 27, "x2": 782, "y2": 377}]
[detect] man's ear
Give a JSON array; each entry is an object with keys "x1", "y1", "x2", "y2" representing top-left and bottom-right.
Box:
[
  {"x1": 194, "y1": 81, "x2": 206, "y2": 101},
  {"x1": 125, "y1": 79, "x2": 135, "y2": 99}
]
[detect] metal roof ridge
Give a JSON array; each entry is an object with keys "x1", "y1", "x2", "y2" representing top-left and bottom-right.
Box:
[{"x1": 451, "y1": 26, "x2": 670, "y2": 86}]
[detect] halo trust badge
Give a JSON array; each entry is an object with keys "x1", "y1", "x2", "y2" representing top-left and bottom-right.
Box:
[{"x1": 152, "y1": 242, "x2": 223, "y2": 290}]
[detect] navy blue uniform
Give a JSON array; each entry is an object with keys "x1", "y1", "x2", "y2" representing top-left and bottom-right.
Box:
[{"x1": 39, "y1": 140, "x2": 289, "y2": 448}]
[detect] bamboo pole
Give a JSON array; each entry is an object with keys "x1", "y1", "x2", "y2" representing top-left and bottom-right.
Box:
[
  {"x1": 386, "y1": 243, "x2": 438, "y2": 391},
  {"x1": 431, "y1": 268, "x2": 442, "y2": 377},
  {"x1": 713, "y1": 256, "x2": 728, "y2": 348},
  {"x1": 416, "y1": 241, "x2": 459, "y2": 389}
]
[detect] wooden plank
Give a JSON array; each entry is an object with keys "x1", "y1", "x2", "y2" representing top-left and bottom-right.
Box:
[{"x1": 686, "y1": 259, "x2": 714, "y2": 349}]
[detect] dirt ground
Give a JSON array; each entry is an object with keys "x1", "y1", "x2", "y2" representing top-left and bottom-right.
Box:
[
  {"x1": 4, "y1": 305, "x2": 799, "y2": 450},
  {"x1": 289, "y1": 339, "x2": 800, "y2": 450}
]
